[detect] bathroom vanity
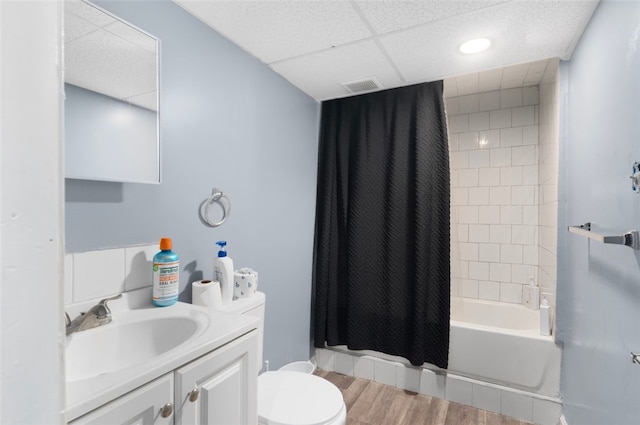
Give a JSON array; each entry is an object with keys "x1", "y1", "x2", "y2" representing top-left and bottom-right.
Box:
[{"x1": 65, "y1": 290, "x2": 259, "y2": 424}]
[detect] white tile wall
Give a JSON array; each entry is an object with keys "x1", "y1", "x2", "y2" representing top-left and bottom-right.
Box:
[
  {"x1": 66, "y1": 243, "x2": 158, "y2": 304},
  {"x1": 316, "y1": 348, "x2": 335, "y2": 371},
  {"x1": 353, "y1": 355, "x2": 374, "y2": 380},
  {"x1": 374, "y1": 358, "x2": 399, "y2": 386},
  {"x1": 445, "y1": 376, "x2": 473, "y2": 405},
  {"x1": 334, "y1": 352, "x2": 354, "y2": 375},
  {"x1": 419, "y1": 369, "x2": 446, "y2": 398},
  {"x1": 448, "y1": 84, "x2": 558, "y2": 306},
  {"x1": 472, "y1": 383, "x2": 502, "y2": 413},
  {"x1": 502, "y1": 390, "x2": 533, "y2": 422}
]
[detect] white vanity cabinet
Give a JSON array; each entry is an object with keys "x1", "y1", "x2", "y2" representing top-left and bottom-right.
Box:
[{"x1": 69, "y1": 330, "x2": 257, "y2": 425}]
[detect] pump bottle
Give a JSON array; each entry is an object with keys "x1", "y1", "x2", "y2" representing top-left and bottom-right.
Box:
[
  {"x1": 152, "y1": 237, "x2": 179, "y2": 307},
  {"x1": 214, "y1": 241, "x2": 234, "y2": 305}
]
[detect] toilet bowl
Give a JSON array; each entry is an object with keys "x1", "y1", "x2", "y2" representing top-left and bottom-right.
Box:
[{"x1": 213, "y1": 292, "x2": 346, "y2": 425}]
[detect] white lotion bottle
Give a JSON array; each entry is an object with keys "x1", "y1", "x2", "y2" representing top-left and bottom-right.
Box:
[
  {"x1": 214, "y1": 241, "x2": 234, "y2": 305},
  {"x1": 540, "y1": 294, "x2": 552, "y2": 336},
  {"x1": 523, "y1": 276, "x2": 540, "y2": 310}
]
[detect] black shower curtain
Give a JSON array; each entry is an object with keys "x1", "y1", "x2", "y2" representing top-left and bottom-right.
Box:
[{"x1": 312, "y1": 81, "x2": 450, "y2": 369}]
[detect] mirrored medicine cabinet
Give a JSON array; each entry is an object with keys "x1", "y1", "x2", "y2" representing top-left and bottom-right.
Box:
[{"x1": 64, "y1": 0, "x2": 160, "y2": 184}]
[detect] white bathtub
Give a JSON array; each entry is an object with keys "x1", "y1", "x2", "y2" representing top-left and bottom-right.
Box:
[{"x1": 449, "y1": 297, "x2": 561, "y2": 397}]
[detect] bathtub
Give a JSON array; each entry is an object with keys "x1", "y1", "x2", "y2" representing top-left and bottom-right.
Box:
[{"x1": 449, "y1": 297, "x2": 561, "y2": 397}]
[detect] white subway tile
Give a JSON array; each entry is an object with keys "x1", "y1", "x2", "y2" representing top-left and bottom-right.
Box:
[
  {"x1": 449, "y1": 114, "x2": 469, "y2": 133},
  {"x1": 458, "y1": 206, "x2": 479, "y2": 224},
  {"x1": 522, "y1": 245, "x2": 538, "y2": 266},
  {"x1": 500, "y1": 205, "x2": 523, "y2": 225},
  {"x1": 532, "y1": 399, "x2": 561, "y2": 425},
  {"x1": 459, "y1": 94, "x2": 480, "y2": 113},
  {"x1": 124, "y1": 244, "x2": 156, "y2": 292},
  {"x1": 397, "y1": 366, "x2": 421, "y2": 393},
  {"x1": 450, "y1": 279, "x2": 460, "y2": 297},
  {"x1": 489, "y1": 109, "x2": 512, "y2": 129},
  {"x1": 468, "y1": 187, "x2": 490, "y2": 206},
  {"x1": 459, "y1": 132, "x2": 479, "y2": 150},
  {"x1": 479, "y1": 91, "x2": 500, "y2": 111},
  {"x1": 522, "y1": 125, "x2": 539, "y2": 145},
  {"x1": 374, "y1": 358, "x2": 398, "y2": 386},
  {"x1": 501, "y1": 391, "x2": 533, "y2": 422},
  {"x1": 500, "y1": 166, "x2": 523, "y2": 186},
  {"x1": 445, "y1": 97, "x2": 460, "y2": 115},
  {"x1": 448, "y1": 133, "x2": 460, "y2": 151},
  {"x1": 468, "y1": 150, "x2": 490, "y2": 168},
  {"x1": 353, "y1": 356, "x2": 374, "y2": 380},
  {"x1": 521, "y1": 165, "x2": 538, "y2": 185},
  {"x1": 460, "y1": 279, "x2": 479, "y2": 298},
  {"x1": 501, "y1": 244, "x2": 523, "y2": 264},
  {"x1": 523, "y1": 86, "x2": 539, "y2": 106},
  {"x1": 512, "y1": 106, "x2": 535, "y2": 126},
  {"x1": 512, "y1": 146, "x2": 537, "y2": 166},
  {"x1": 478, "y1": 206, "x2": 500, "y2": 224},
  {"x1": 478, "y1": 129, "x2": 500, "y2": 149},
  {"x1": 479, "y1": 168, "x2": 501, "y2": 187},
  {"x1": 534, "y1": 105, "x2": 539, "y2": 124},
  {"x1": 450, "y1": 151, "x2": 469, "y2": 170},
  {"x1": 468, "y1": 262, "x2": 489, "y2": 281},
  {"x1": 316, "y1": 348, "x2": 335, "y2": 371},
  {"x1": 458, "y1": 169, "x2": 479, "y2": 187},
  {"x1": 522, "y1": 206, "x2": 538, "y2": 226},
  {"x1": 490, "y1": 148, "x2": 511, "y2": 167},
  {"x1": 64, "y1": 254, "x2": 73, "y2": 305},
  {"x1": 452, "y1": 188, "x2": 469, "y2": 206},
  {"x1": 539, "y1": 227, "x2": 557, "y2": 252},
  {"x1": 490, "y1": 263, "x2": 512, "y2": 282},
  {"x1": 479, "y1": 243, "x2": 500, "y2": 262},
  {"x1": 445, "y1": 376, "x2": 473, "y2": 405},
  {"x1": 468, "y1": 224, "x2": 490, "y2": 243},
  {"x1": 478, "y1": 280, "x2": 500, "y2": 301},
  {"x1": 500, "y1": 127, "x2": 523, "y2": 147},
  {"x1": 459, "y1": 242, "x2": 479, "y2": 261},
  {"x1": 500, "y1": 282, "x2": 523, "y2": 303},
  {"x1": 512, "y1": 264, "x2": 537, "y2": 284},
  {"x1": 500, "y1": 88, "x2": 523, "y2": 108},
  {"x1": 489, "y1": 224, "x2": 512, "y2": 244},
  {"x1": 454, "y1": 260, "x2": 469, "y2": 279},
  {"x1": 419, "y1": 369, "x2": 445, "y2": 398},
  {"x1": 539, "y1": 204, "x2": 557, "y2": 227},
  {"x1": 472, "y1": 384, "x2": 502, "y2": 413},
  {"x1": 511, "y1": 186, "x2": 536, "y2": 205},
  {"x1": 468, "y1": 112, "x2": 490, "y2": 131},
  {"x1": 490, "y1": 187, "x2": 511, "y2": 206},
  {"x1": 334, "y1": 352, "x2": 354, "y2": 376},
  {"x1": 73, "y1": 248, "x2": 125, "y2": 302},
  {"x1": 539, "y1": 247, "x2": 556, "y2": 267},
  {"x1": 513, "y1": 225, "x2": 537, "y2": 245},
  {"x1": 456, "y1": 224, "x2": 469, "y2": 242}
]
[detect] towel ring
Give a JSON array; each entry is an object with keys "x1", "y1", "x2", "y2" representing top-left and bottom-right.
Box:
[{"x1": 199, "y1": 188, "x2": 230, "y2": 228}]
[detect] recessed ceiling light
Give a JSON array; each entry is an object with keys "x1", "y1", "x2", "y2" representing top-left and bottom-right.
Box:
[{"x1": 459, "y1": 38, "x2": 491, "y2": 54}]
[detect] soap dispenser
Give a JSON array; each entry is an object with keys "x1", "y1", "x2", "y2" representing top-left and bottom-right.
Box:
[
  {"x1": 540, "y1": 294, "x2": 552, "y2": 336},
  {"x1": 214, "y1": 241, "x2": 234, "y2": 305},
  {"x1": 522, "y1": 276, "x2": 540, "y2": 310}
]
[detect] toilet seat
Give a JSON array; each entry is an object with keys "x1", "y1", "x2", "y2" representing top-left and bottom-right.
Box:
[{"x1": 258, "y1": 371, "x2": 346, "y2": 425}]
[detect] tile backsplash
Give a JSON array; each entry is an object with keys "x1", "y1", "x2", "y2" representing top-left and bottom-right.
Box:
[{"x1": 65, "y1": 244, "x2": 157, "y2": 304}]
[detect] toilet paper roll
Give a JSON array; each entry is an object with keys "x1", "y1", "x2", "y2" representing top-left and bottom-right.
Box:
[
  {"x1": 233, "y1": 268, "x2": 258, "y2": 298},
  {"x1": 192, "y1": 280, "x2": 223, "y2": 308}
]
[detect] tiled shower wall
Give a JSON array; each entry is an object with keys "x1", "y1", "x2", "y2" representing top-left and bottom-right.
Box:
[{"x1": 446, "y1": 86, "x2": 542, "y2": 304}]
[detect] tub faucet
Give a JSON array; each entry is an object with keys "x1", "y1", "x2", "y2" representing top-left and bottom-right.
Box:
[{"x1": 65, "y1": 294, "x2": 122, "y2": 336}]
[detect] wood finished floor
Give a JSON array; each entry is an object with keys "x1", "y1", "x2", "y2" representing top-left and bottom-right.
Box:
[{"x1": 313, "y1": 369, "x2": 534, "y2": 425}]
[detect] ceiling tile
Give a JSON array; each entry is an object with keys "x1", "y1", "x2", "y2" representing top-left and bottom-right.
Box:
[
  {"x1": 175, "y1": 0, "x2": 373, "y2": 64},
  {"x1": 270, "y1": 40, "x2": 402, "y2": 101},
  {"x1": 355, "y1": 0, "x2": 510, "y2": 35}
]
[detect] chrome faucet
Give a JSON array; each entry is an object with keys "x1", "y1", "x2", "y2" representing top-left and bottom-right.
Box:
[{"x1": 65, "y1": 294, "x2": 122, "y2": 336}]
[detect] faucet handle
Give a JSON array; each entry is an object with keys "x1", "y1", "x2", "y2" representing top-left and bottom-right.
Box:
[{"x1": 96, "y1": 293, "x2": 123, "y2": 318}]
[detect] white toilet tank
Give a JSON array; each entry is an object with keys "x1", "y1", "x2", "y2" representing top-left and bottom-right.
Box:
[{"x1": 214, "y1": 291, "x2": 265, "y2": 371}]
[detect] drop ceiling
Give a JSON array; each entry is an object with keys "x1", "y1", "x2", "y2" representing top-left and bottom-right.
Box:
[{"x1": 173, "y1": 0, "x2": 598, "y2": 101}]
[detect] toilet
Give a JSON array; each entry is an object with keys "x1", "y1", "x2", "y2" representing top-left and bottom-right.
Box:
[{"x1": 215, "y1": 292, "x2": 346, "y2": 425}]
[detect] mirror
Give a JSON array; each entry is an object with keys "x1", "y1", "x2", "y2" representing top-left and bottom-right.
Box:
[{"x1": 64, "y1": 0, "x2": 160, "y2": 184}]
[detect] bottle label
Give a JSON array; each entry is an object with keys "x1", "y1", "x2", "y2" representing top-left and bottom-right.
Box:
[{"x1": 153, "y1": 260, "x2": 179, "y2": 301}]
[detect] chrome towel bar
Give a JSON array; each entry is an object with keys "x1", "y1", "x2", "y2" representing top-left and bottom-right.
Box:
[{"x1": 567, "y1": 222, "x2": 640, "y2": 250}]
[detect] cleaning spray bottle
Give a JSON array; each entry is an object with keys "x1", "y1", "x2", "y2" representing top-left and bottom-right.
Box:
[
  {"x1": 214, "y1": 241, "x2": 234, "y2": 305},
  {"x1": 152, "y1": 237, "x2": 179, "y2": 307}
]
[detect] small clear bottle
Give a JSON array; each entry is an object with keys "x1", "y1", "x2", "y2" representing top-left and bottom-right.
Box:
[{"x1": 152, "y1": 237, "x2": 179, "y2": 307}]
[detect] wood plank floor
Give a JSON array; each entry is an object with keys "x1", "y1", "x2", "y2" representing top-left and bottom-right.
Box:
[{"x1": 314, "y1": 369, "x2": 534, "y2": 425}]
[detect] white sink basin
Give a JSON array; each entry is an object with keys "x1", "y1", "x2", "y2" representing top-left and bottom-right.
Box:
[{"x1": 66, "y1": 309, "x2": 205, "y2": 382}]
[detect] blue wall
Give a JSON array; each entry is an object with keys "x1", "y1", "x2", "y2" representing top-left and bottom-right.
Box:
[
  {"x1": 65, "y1": 0, "x2": 320, "y2": 369},
  {"x1": 557, "y1": 1, "x2": 640, "y2": 423}
]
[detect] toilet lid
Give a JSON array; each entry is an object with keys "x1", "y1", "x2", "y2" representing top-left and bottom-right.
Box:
[{"x1": 258, "y1": 371, "x2": 345, "y2": 425}]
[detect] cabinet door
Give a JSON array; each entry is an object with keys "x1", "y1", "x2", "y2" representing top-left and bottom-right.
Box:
[
  {"x1": 70, "y1": 374, "x2": 174, "y2": 425},
  {"x1": 175, "y1": 330, "x2": 257, "y2": 425}
]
